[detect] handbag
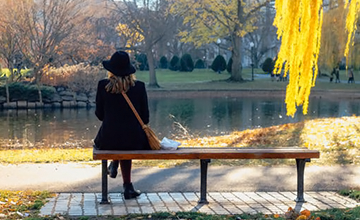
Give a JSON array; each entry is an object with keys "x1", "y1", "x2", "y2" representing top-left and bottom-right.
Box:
[{"x1": 121, "y1": 92, "x2": 161, "y2": 150}]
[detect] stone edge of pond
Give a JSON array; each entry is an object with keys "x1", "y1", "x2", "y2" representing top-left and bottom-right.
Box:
[{"x1": 0, "y1": 89, "x2": 359, "y2": 110}]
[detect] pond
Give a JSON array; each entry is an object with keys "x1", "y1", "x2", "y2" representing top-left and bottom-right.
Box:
[{"x1": 0, "y1": 96, "x2": 359, "y2": 148}]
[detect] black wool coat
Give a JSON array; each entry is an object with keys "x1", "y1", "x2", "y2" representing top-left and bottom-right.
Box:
[{"x1": 94, "y1": 79, "x2": 151, "y2": 151}]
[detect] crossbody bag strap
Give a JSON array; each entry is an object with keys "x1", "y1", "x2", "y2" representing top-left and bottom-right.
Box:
[{"x1": 121, "y1": 92, "x2": 146, "y2": 128}]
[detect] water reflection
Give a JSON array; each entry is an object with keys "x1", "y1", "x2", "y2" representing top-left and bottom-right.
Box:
[{"x1": 0, "y1": 97, "x2": 359, "y2": 148}]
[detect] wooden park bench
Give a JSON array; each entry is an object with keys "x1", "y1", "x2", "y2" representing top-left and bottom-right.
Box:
[{"x1": 93, "y1": 147, "x2": 320, "y2": 204}]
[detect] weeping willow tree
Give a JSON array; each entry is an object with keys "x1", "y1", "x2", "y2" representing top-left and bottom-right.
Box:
[
  {"x1": 344, "y1": 0, "x2": 360, "y2": 62},
  {"x1": 319, "y1": 1, "x2": 347, "y2": 71},
  {"x1": 273, "y1": 0, "x2": 360, "y2": 117}
]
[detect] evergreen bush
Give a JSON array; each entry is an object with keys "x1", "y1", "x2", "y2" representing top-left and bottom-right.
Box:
[
  {"x1": 159, "y1": 56, "x2": 168, "y2": 69},
  {"x1": 194, "y1": 59, "x2": 205, "y2": 69},
  {"x1": 227, "y1": 57, "x2": 233, "y2": 73},
  {"x1": 262, "y1": 57, "x2": 275, "y2": 74},
  {"x1": 180, "y1": 54, "x2": 194, "y2": 72},
  {"x1": 135, "y1": 53, "x2": 148, "y2": 71},
  {"x1": 169, "y1": 55, "x2": 180, "y2": 71},
  {"x1": 211, "y1": 55, "x2": 226, "y2": 73},
  {"x1": 0, "y1": 82, "x2": 55, "y2": 102}
]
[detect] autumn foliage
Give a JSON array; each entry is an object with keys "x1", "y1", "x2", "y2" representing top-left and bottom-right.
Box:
[
  {"x1": 284, "y1": 207, "x2": 320, "y2": 220},
  {"x1": 0, "y1": 190, "x2": 54, "y2": 218},
  {"x1": 41, "y1": 64, "x2": 106, "y2": 94}
]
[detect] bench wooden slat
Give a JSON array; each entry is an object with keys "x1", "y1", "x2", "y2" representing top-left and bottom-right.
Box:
[{"x1": 93, "y1": 147, "x2": 320, "y2": 160}]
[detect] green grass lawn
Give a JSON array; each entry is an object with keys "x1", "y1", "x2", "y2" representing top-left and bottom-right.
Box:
[
  {"x1": 135, "y1": 68, "x2": 360, "y2": 91},
  {"x1": 1, "y1": 67, "x2": 359, "y2": 92}
]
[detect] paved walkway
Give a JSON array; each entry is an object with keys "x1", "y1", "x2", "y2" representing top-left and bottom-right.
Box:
[
  {"x1": 2, "y1": 163, "x2": 360, "y2": 192},
  {"x1": 40, "y1": 191, "x2": 360, "y2": 216}
]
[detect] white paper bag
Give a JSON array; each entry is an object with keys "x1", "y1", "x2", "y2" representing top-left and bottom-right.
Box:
[{"x1": 160, "y1": 137, "x2": 181, "y2": 150}]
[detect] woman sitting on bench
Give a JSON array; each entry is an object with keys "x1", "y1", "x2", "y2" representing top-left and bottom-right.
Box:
[{"x1": 94, "y1": 51, "x2": 151, "y2": 200}]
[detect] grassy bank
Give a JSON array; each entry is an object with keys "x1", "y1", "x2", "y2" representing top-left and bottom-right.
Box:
[
  {"x1": 1, "y1": 116, "x2": 359, "y2": 166},
  {"x1": 2, "y1": 68, "x2": 359, "y2": 91},
  {"x1": 135, "y1": 69, "x2": 360, "y2": 91}
]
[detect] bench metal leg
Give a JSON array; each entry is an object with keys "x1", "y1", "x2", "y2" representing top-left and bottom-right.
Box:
[
  {"x1": 199, "y1": 159, "x2": 211, "y2": 204},
  {"x1": 295, "y1": 158, "x2": 310, "y2": 203},
  {"x1": 100, "y1": 160, "x2": 110, "y2": 204}
]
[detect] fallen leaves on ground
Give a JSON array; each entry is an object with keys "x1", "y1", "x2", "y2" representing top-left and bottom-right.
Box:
[
  {"x1": 285, "y1": 208, "x2": 320, "y2": 220},
  {"x1": 0, "y1": 190, "x2": 54, "y2": 219}
]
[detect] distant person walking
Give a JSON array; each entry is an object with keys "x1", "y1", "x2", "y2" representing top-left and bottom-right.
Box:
[
  {"x1": 348, "y1": 67, "x2": 355, "y2": 84},
  {"x1": 330, "y1": 67, "x2": 336, "y2": 82},
  {"x1": 330, "y1": 68, "x2": 335, "y2": 82},
  {"x1": 335, "y1": 66, "x2": 341, "y2": 83}
]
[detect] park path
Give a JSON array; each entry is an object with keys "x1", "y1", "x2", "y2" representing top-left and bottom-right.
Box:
[{"x1": 39, "y1": 191, "x2": 359, "y2": 216}]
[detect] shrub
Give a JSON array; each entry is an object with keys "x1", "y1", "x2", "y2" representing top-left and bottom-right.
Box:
[
  {"x1": 211, "y1": 55, "x2": 226, "y2": 73},
  {"x1": 41, "y1": 63, "x2": 106, "y2": 94},
  {"x1": 159, "y1": 56, "x2": 168, "y2": 69},
  {"x1": 262, "y1": 57, "x2": 275, "y2": 74},
  {"x1": 194, "y1": 59, "x2": 205, "y2": 69},
  {"x1": 169, "y1": 55, "x2": 180, "y2": 71},
  {"x1": 135, "y1": 53, "x2": 148, "y2": 71},
  {"x1": 339, "y1": 63, "x2": 346, "y2": 70},
  {"x1": 180, "y1": 54, "x2": 194, "y2": 72},
  {"x1": 227, "y1": 57, "x2": 233, "y2": 73},
  {"x1": 0, "y1": 82, "x2": 55, "y2": 102},
  {"x1": 26, "y1": 85, "x2": 55, "y2": 102}
]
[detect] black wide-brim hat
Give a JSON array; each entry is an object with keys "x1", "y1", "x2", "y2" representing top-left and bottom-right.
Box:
[{"x1": 102, "y1": 51, "x2": 136, "y2": 76}]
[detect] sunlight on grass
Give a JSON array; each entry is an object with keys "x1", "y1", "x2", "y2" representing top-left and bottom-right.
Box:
[
  {"x1": 0, "y1": 148, "x2": 92, "y2": 163},
  {"x1": 301, "y1": 116, "x2": 360, "y2": 164},
  {"x1": 0, "y1": 68, "x2": 32, "y2": 78}
]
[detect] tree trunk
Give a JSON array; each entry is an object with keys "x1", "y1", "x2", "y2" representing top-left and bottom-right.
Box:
[
  {"x1": 229, "y1": 0, "x2": 244, "y2": 82},
  {"x1": 230, "y1": 35, "x2": 244, "y2": 81},
  {"x1": 34, "y1": 67, "x2": 43, "y2": 106},
  {"x1": 5, "y1": 78, "x2": 10, "y2": 104},
  {"x1": 36, "y1": 81, "x2": 43, "y2": 107},
  {"x1": 146, "y1": 49, "x2": 160, "y2": 88},
  {"x1": 8, "y1": 63, "x2": 14, "y2": 83}
]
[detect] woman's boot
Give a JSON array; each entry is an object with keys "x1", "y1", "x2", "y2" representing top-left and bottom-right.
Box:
[{"x1": 123, "y1": 182, "x2": 141, "y2": 199}]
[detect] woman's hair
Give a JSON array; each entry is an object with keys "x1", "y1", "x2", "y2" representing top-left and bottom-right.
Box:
[{"x1": 105, "y1": 72, "x2": 136, "y2": 94}]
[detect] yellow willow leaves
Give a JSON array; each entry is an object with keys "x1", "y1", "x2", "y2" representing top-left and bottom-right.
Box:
[
  {"x1": 273, "y1": 0, "x2": 323, "y2": 117},
  {"x1": 319, "y1": 3, "x2": 347, "y2": 71},
  {"x1": 344, "y1": 0, "x2": 360, "y2": 60}
]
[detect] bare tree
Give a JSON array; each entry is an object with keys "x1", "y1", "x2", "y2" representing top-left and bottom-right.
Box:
[
  {"x1": 14, "y1": 0, "x2": 82, "y2": 104},
  {"x1": 110, "y1": 0, "x2": 179, "y2": 88},
  {"x1": 0, "y1": 0, "x2": 23, "y2": 103},
  {"x1": 60, "y1": 5, "x2": 117, "y2": 65},
  {"x1": 244, "y1": 1, "x2": 279, "y2": 68}
]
